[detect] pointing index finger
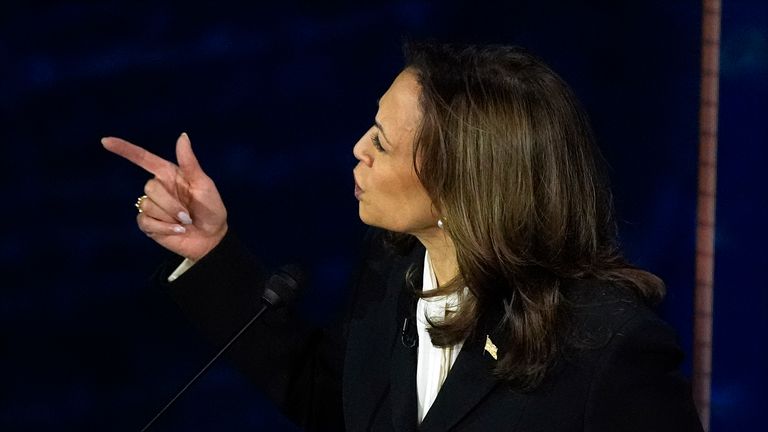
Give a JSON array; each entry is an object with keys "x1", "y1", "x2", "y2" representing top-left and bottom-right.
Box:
[{"x1": 101, "y1": 136, "x2": 176, "y2": 176}]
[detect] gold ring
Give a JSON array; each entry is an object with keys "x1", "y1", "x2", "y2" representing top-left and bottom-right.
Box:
[{"x1": 135, "y1": 195, "x2": 148, "y2": 214}]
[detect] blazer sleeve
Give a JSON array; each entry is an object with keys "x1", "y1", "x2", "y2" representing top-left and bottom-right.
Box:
[
  {"x1": 583, "y1": 314, "x2": 704, "y2": 432},
  {"x1": 156, "y1": 230, "x2": 376, "y2": 431}
]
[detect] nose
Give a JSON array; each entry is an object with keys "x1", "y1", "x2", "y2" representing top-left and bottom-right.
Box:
[{"x1": 353, "y1": 130, "x2": 373, "y2": 167}]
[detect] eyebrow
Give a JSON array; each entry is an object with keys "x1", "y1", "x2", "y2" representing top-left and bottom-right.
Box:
[
  {"x1": 374, "y1": 120, "x2": 393, "y2": 147},
  {"x1": 373, "y1": 99, "x2": 394, "y2": 147}
]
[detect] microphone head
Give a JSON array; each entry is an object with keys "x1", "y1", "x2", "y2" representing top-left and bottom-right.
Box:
[{"x1": 261, "y1": 264, "x2": 305, "y2": 307}]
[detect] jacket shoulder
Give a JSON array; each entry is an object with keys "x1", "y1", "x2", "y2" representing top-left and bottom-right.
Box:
[
  {"x1": 560, "y1": 279, "x2": 663, "y2": 351},
  {"x1": 543, "y1": 281, "x2": 702, "y2": 430}
]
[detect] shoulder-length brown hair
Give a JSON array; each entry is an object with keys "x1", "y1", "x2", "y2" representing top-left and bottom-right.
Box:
[{"x1": 391, "y1": 42, "x2": 664, "y2": 390}]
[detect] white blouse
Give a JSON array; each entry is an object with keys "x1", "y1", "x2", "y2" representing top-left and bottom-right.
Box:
[{"x1": 416, "y1": 251, "x2": 466, "y2": 424}]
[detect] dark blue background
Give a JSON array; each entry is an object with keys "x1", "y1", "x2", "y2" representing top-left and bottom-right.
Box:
[{"x1": 1, "y1": 1, "x2": 765, "y2": 430}]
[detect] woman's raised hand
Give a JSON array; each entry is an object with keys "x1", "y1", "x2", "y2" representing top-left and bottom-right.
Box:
[{"x1": 102, "y1": 133, "x2": 228, "y2": 261}]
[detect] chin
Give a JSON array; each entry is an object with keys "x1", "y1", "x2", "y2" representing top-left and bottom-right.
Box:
[
  {"x1": 358, "y1": 205, "x2": 427, "y2": 233},
  {"x1": 358, "y1": 208, "x2": 392, "y2": 231},
  {"x1": 358, "y1": 206, "x2": 378, "y2": 228}
]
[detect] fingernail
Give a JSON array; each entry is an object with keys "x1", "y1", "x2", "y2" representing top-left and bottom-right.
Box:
[
  {"x1": 172, "y1": 225, "x2": 186, "y2": 234},
  {"x1": 181, "y1": 132, "x2": 189, "y2": 138},
  {"x1": 178, "y1": 211, "x2": 193, "y2": 225}
]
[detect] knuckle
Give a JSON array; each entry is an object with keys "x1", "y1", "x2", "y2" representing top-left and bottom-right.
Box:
[
  {"x1": 140, "y1": 198, "x2": 152, "y2": 213},
  {"x1": 144, "y1": 179, "x2": 158, "y2": 196},
  {"x1": 136, "y1": 214, "x2": 149, "y2": 230}
]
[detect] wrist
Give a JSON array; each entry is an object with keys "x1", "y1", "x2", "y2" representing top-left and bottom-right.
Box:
[{"x1": 189, "y1": 223, "x2": 228, "y2": 261}]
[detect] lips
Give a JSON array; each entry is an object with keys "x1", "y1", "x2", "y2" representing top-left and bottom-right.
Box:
[{"x1": 354, "y1": 177, "x2": 364, "y2": 200}]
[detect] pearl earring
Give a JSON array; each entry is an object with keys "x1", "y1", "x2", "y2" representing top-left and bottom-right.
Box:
[{"x1": 437, "y1": 219, "x2": 444, "y2": 229}]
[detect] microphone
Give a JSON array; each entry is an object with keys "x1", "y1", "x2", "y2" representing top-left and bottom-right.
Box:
[
  {"x1": 140, "y1": 265, "x2": 305, "y2": 431},
  {"x1": 261, "y1": 264, "x2": 304, "y2": 307}
]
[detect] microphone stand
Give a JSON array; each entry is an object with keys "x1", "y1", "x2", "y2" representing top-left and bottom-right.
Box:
[
  {"x1": 139, "y1": 303, "x2": 269, "y2": 432},
  {"x1": 140, "y1": 265, "x2": 303, "y2": 431}
]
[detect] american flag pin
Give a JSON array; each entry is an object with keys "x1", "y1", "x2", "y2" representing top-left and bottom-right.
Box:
[{"x1": 484, "y1": 335, "x2": 498, "y2": 360}]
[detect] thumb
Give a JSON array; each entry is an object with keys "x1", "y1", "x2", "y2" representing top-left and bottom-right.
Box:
[{"x1": 176, "y1": 132, "x2": 204, "y2": 180}]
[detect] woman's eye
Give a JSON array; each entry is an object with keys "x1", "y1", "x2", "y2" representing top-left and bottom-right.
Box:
[{"x1": 371, "y1": 133, "x2": 385, "y2": 152}]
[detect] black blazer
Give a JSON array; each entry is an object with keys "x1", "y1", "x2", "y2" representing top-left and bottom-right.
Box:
[{"x1": 162, "y1": 229, "x2": 703, "y2": 431}]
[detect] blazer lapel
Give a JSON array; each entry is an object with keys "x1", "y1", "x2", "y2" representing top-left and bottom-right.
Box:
[
  {"x1": 417, "y1": 332, "x2": 500, "y2": 431},
  {"x1": 388, "y1": 248, "x2": 423, "y2": 432},
  {"x1": 418, "y1": 302, "x2": 513, "y2": 432},
  {"x1": 389, "y1": 318, "x2": 419, "y2": 431},
  {"x1": 355, "y1": 238, "x2": 524, "y2": 431},
  {"x1": 343, "y1": 240, "x2": 422, "y2": 431}
]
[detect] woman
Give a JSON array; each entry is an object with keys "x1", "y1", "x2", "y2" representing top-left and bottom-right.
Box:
[{"x1": 104, "y1": 42, "x2": 703, "y2": 431}]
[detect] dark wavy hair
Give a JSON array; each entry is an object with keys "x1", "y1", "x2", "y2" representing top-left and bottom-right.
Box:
[{"x1": 390, "y1": 41, "x2": 665, "y2": 390}]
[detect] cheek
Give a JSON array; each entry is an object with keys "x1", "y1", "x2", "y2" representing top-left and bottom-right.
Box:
[{"x1": 359, "y1": 168, "x2": 435, "y2": 232}]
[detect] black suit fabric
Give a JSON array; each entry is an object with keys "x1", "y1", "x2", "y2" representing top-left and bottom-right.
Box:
[{"x1": 161, "y1": 229, "x2": 703, "y2": 431}]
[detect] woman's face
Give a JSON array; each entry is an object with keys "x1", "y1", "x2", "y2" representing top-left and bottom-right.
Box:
[{"x1": 352, "y1": 69, "x2": 438, "y2": 234}]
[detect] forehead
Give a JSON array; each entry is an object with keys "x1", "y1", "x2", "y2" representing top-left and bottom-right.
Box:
[{"x1": 377, "y1": 69, "x2": 422, "y2": 141}]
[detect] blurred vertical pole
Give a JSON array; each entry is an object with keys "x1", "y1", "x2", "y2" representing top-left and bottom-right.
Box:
[{"x1": 694, "y1": 0, "x2": 720, "y2": 430}]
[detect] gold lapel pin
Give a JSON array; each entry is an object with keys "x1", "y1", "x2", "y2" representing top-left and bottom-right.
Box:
[{"x1": 484, "y1": 335, "x2": 498, "y2": 360}]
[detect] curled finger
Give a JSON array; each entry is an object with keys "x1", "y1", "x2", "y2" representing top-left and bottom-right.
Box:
[
  {"x1": 144, "y1": 178, "x2": 193, "y2": 225},
  {"x1": 137, "y1": 213, "x2": 188, "y2": 237},
  {"x1": 137, "y1": 194, "x2": 176, "y2": 223}
]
